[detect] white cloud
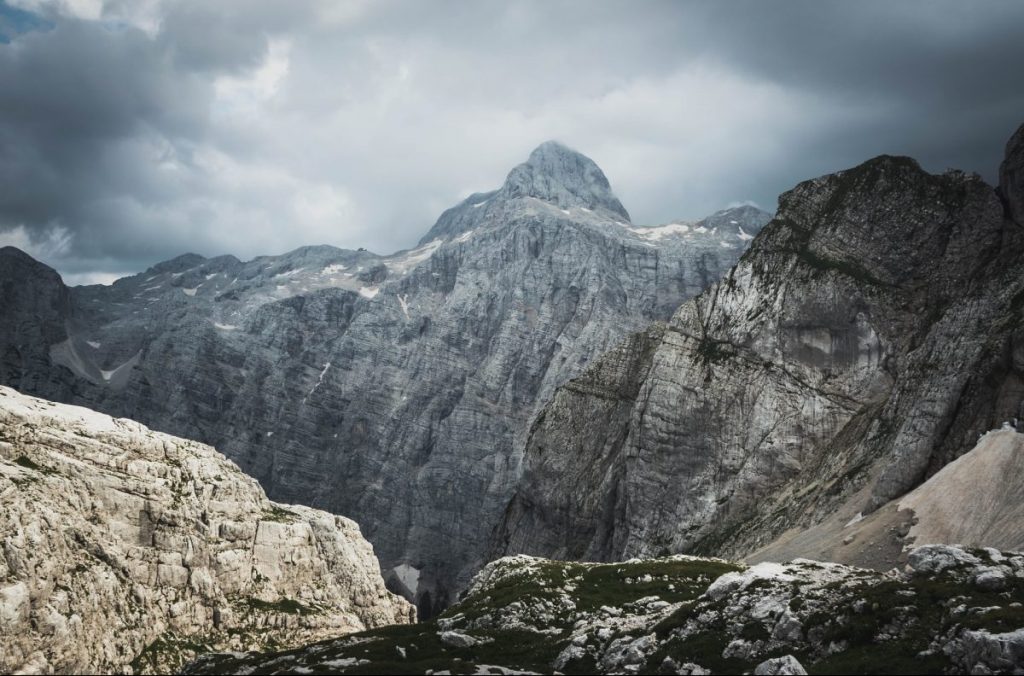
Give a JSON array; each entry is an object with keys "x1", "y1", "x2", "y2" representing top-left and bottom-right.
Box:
[
  {"x1": 61, "y1": 271, "x2": 122, "y2": 286},
  {"x1": 11, "y1": 0, "x2": 102, "y2": 21},
  {"x1": 213, "y1": 38, "x2": 291, "y2": 118},
  {"x1": 0, "y1": 224, "x2": 73, "y2": 261}
]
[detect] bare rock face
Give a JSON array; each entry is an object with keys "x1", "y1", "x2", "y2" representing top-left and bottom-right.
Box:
[
  {"x1": 0, "y1": 142, "x2": 769, "y2": 616},
  {"x1": 494, "y1": 124, "x2": 1024, "y2": 566},
  {"x1": 0, "y1": 386, "x2": 413, "y2": 675},
  {"x1": 1001, "y1": 122, "x2": 1024, "y2": 223},
  {"x1": 0, "y1": 246, "x2": 72, "y2": 393}
]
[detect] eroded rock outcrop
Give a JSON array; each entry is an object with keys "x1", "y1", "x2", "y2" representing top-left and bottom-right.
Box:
[{"x1": 0, "y1": 386, "x2": 413, "y2": 674}]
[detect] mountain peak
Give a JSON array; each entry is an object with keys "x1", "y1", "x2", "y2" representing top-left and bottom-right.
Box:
[
  {"x1": 501, "y1": 141, "x2": 631, "y2": 221},
  {"x1": 525, "y1": 140, "x2": 587, "y2": 165},
  {"x1": 0, "y1": 246, "x2": 62, "y2": 280},
  {"x1": 418, "y1": 141, "x2": 631, "y2": 244}
]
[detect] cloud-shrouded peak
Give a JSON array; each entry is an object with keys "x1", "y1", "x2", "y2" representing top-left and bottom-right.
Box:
[{"x1": 501, "y1": 140, "x2": 631, "y2": 222}]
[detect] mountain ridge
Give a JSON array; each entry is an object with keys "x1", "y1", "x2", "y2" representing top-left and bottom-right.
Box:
[
  {"x1": 493, "y1": 123, "x2": 1024, "y2": 570},
  {"x1": 0, "y1": 144, "x2": 769, "y2": 616}
]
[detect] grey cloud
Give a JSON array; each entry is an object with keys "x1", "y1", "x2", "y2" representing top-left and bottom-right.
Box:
[{"x1": 0, "y1": 0, "x2": 1022, "y2": 283}]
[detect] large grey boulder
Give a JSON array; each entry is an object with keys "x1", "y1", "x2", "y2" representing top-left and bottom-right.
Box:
[{"x1": 754, "y1": 655, "x2": 808, "y2": 675}]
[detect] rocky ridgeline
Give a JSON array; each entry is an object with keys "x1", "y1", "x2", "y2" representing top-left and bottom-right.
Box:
[
  {"x1": 0, "y1": 141, "x2": 769, "y2": 614},
  {"x1": 185, "y1": 544, "x2": 1024, "y2": 674},
  {"x1": 495, "y1": 122, "x2": 1024, "y2": 570},
  {"x1": 0, "y1": 386, "x2": 413, "y2": 674}
]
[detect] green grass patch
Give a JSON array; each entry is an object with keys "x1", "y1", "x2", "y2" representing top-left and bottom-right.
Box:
[
  {"x1": 245, "y1": 596, "x2": 317, "y2": 615},
  {"x1": 807, "y1": 641, "x2": 947, "y2": 675},
  {"x1": 656, "y1": 630, "x2": 752, "y2": 674},
  {"x1": 796, "y1": 247, "x2": 888, "y2": 288},
  {"x1": 131, "y1": 632, "x2": 215, "y2": 674},
  {"x1": 695, "y1": 337, "x2": 736, "y2": 365},
  {"x1": 261, "y1": 505, "x2": 298, "y2": 523},
  {"x1": 450, "y1": 557, "x2": 742, "y2": 625}
]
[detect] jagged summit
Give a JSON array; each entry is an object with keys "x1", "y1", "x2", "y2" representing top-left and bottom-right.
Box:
[
  {"x1": 419, "y1": 140, "x2": 630, "y2": 244},
  {"x1": 500, "y1": 140, "x2": 631, "y2": 221}
]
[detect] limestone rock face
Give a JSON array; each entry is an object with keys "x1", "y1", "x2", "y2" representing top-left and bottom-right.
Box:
[
  {"x1": 0, "y1": 386, "x2": 412, "y2": 675},
  {"x1": 0, "y1": 143, "x2": 769, "y2": 615},
  {"x1": 494, "y1": 125, "x2": 1024, "y2": 566},
  {"x1": 0, "y1": 246, "x2": 72, "y2": 393}
]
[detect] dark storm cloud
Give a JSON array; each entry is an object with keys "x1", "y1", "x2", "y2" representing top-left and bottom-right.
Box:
[
  {"x1": 0, "y1": 0, "x2": 1022, "y2": 284},
  {"x1": 682, "y1": 1, "x2": 1024, "y2": 177}
]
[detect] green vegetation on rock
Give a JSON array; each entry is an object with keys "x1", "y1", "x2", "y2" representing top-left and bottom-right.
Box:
[{"x1": 183, "y1": 546, "x2": 1024, "y2": 675}]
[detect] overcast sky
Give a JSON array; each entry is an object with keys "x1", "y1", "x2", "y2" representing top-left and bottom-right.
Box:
[{"x1": 2, "y1": 0, "x2": 1023, "y2": 284}]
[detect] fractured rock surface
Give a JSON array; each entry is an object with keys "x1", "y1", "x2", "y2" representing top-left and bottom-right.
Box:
[{"x1": 0, "y1": 386, "x2": 412, "y2": 674}]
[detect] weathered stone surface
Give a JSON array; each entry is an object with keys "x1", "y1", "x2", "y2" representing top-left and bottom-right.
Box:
[
  {"x1": 494, "y1": 127, "x2": 1024, "y2": 568},
  {"x1": 438, "y1": 630, "x2": 479, "y2": 648},
  {"x1": 908, "y1": 544, "x2": 984, "y2": 575},
  {"x1": 0, "y1": 141, "x2": 768, "y2": 615},
  {"x1": 953, "y1": 628, "x2": 1024, "y2": 675},
  {"x1": 0, "y1": 386, "x2": 412, "y2": 674},
  {"x1": 754, "y1": 655, "x2": 807, "y2": 675}
]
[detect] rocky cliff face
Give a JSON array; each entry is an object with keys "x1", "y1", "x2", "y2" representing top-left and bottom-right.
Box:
[
  {"x1": 184, "y1": 544, "x2": 1024, "y2": 675},
  {"x1": 494, "y1": 124, "x2": 1024, "y2": 567},
  {"x1": 0, "y1": 141, "x2": 769, "y2": 615},
  {"x1": 0, "y1": 386, "x2": 412, "y2": 674}
]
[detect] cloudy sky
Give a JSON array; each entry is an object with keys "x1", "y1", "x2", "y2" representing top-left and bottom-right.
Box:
[{"x1": 2, "y1": 0, "x2": 1023, "y2": 284}]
